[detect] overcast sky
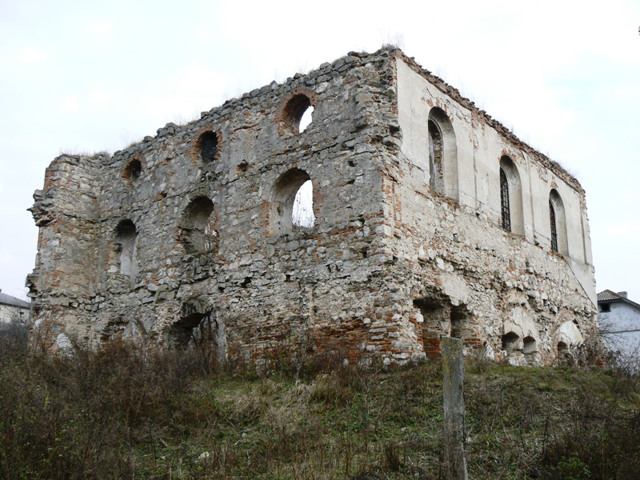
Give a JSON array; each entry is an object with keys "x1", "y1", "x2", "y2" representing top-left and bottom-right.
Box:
[{"x1": 1, "y1": 0, "x2": 639, "y2": 303}]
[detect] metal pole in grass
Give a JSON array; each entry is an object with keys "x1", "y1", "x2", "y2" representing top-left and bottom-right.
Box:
[{"x1": 442, "y1": 336, "x2": 468, "y2": 480}]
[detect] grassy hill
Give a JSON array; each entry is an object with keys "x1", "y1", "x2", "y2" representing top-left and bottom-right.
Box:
[{"x1": 1, "y1": 335, "x2": 639, "y2": 479}]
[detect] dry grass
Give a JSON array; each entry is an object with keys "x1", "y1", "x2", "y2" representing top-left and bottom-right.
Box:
[{"x1": 0, "y1": 334, "x2": 639, "y2": 479}]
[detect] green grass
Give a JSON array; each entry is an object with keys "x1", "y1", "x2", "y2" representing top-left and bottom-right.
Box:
[{"x1": 0, "y1": 338, "x2": 639, "y2": 479}]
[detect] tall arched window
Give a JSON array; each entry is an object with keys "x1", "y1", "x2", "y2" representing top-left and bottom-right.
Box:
[
  {"x1": 549, "y1": 200, "x2": 558, "y2": 252},
  {"x1": 549, "y1": 189, "x2": 568, "y2": 255},
  {"x1": 500, "y1": 168, "x2": 511, "y2": 232},
  {"x1": 292, "y1": 180, "x2": 314, "y2": 228},
  {"x1": 272, "y1": 168, "x2": 315, "y2": 234},
  {"x1": 114, "y1": 220, "x2": 139, "y2": 286},
  {"x1": 179, "y1": 197, "x2": 217, "y2": 255},
  {"x1": 428, "y1": 120, "x2": 444, "y2": 193},
  {"x1": 427, "y1": 108, "x2": 458, "y2": 200},
  {"x1": 499, "y1": 156, "x2": 524, "y2": 235}
]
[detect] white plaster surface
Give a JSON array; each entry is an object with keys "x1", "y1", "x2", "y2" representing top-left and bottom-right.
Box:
[
  {"x1": 0, "y1": 304, "x2": 29, "y2": 324},
  {"x1": 396, "y1": 58, "x2": 596, "y2": 305},
  {"x1": 599, "y1": 302, "x2": 640, "y2": 366}
]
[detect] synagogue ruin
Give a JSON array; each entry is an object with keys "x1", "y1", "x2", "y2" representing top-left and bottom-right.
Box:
[{"x1": 28, "y1": 47, "x2": 597, "y2": 366}]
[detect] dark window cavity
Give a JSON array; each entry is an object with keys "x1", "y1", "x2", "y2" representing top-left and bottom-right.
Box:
[
  {"x1": 549, "y1": 200, "x2": 558, "y2": 252},
  {"x1": 197, "y1": 131, "x2": 219, "y2": 163},
  {"x1": 500, "y1": 167, "x2": 511, "y2": 232},
  {"x1": 502, "y1": 331, "x2": 520, "y2": 354},
  {"x1": 549, "y1": 189, "x2": 568, "y2": 255},
  {"x1": 122, "y1": 158, "x2": 142, "y2": 185}
]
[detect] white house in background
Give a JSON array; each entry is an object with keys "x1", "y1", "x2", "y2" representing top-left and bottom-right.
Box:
[
  {"x1": 0, "y1": 289, "x2": 30, "y2": 324},
  {"x1": 598, "y1": 289, "x2": 640, "y2": 366}
]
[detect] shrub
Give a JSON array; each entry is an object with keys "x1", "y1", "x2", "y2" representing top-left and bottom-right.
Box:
[{"x1": 0, "y1": 337, "x2": 639, "y2": 479}]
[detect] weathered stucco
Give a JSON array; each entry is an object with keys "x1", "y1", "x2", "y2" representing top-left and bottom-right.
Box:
[
  {"x1": 598, "y1": 292, "x2": 640, "y2": 367},
  {"x1": 28, "y1": 47, "x2": 597, "y2": 366},
  {"x1": 0, "y1": 304, "x2": 28, "y2": 325},
  {"x1": 0, "y1": 290, "x2": 30, "y2": 324}
]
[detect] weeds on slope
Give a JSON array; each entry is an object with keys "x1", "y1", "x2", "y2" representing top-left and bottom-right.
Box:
[{"x1": 0, "y1": 332, "x2": 639, "y2": 479}]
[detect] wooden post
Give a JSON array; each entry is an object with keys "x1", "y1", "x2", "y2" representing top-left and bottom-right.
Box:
[{"x1": 442, "y1": 336, "x2": 468, "y2": 480}]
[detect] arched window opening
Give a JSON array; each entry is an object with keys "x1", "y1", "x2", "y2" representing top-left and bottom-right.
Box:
[
  {"x1": 557, "y1": 341, "x2": 569, "y2": 354},
  {"x1": 502, "y1": 331, "x2": 520, "y2": 355},
  {"x1": 114, "y1": 220, "x2": 138, "y2": 285},
  {"x1": 427, "y1": 108, "x2": 458, "y2": 200},
  {"x1": 122, "y1": 158, "x2": 142, "y2": 185},
  {"x1": 273, "y1": 169, "x2": 315, "y2": 234},
  {"x1": 292, "y1": 180, "x2": 315, "y2": 228},
  {"x1": 196, "y1": 131, "x2": 219, "y2": 163},
  {"x1": 299, "y1": 106, "x2": 314, "y2": 133},
  {"x1": 499, "y1": 156, "x2": 524, "y2": 235},
  {"x1": 549, "y1": 200, "x2": 558, "y2": 252},
  {"x1": 428, "y1": 120, "x2": 444, "y2": 193},
  {"x1": 283, "y1": 94, "x2": 314, "y2": 134},
  {"x1": 549, "y1": 189, "x2": 568, "y2": 255},
  {"x1": 168, "y1": 312, "x2": 206, "y2": 349},
  {"x1": 500, "y1": 168, "x2": 511, "y2": 232},
  {"x1": 167, "y1": 299, "x2": 223, "y2": 353},
  {"x1": 523, "y1": 336, "x2": 537, "y2": 354},
  {"x1": 179, "y1": 197, "x2": 217, "y2": 255}
]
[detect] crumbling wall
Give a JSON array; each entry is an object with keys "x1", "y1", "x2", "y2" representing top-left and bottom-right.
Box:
[
  {"x1": 28, "y1": 154, "x2": 102, "y2": 347},
  {"x1": 29, "y1": 47, "x2": 597, "y2": 366},
  {"x1": 30, "y1": 50, "x2": 405, "y2": 364},
  {"x1": 392, "y1": 53, "x2": 596, "y2": 365}
]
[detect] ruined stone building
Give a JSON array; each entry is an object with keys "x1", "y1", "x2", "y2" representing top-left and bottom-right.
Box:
[{"x1": 28, "y1": 47, "x2": 597, "y2": 366}]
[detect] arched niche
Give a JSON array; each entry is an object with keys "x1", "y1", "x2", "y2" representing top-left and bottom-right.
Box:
[
  {"x1": 499, "y1": 156, "x2": 524, "y2": 235},
  {"x1": 179, "y1": 196, "x2": 217, "y2": 255},
  {"x1": 112, "y1": 219, "x2": 139, "y2": 286},
  {"x1": 428, "y1": 107, "x2": 458, "y2": 201},
  {"x1": 549, "y1": 189, "x2": 568, "y2": 255}
]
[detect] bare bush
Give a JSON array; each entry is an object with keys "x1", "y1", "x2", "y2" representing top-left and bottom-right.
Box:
[
  {"x1": 0, "y1": 336, "x2": 639, "y2": 479},
  {"x1": 0, "y1": 311, "x2": 30, "y2": 359}
]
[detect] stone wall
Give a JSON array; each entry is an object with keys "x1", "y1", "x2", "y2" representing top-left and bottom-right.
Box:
[{"x1": 28, "y1": 47, "x2": 597, "y2": 366}]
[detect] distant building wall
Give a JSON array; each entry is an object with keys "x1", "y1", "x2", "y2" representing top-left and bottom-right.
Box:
[
  {"x1": 599, "y1": 300, "x2": 640, "y2": 366},
  {"x1": 0, "y1": 291, "x2": 30, "y2": 324}
]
